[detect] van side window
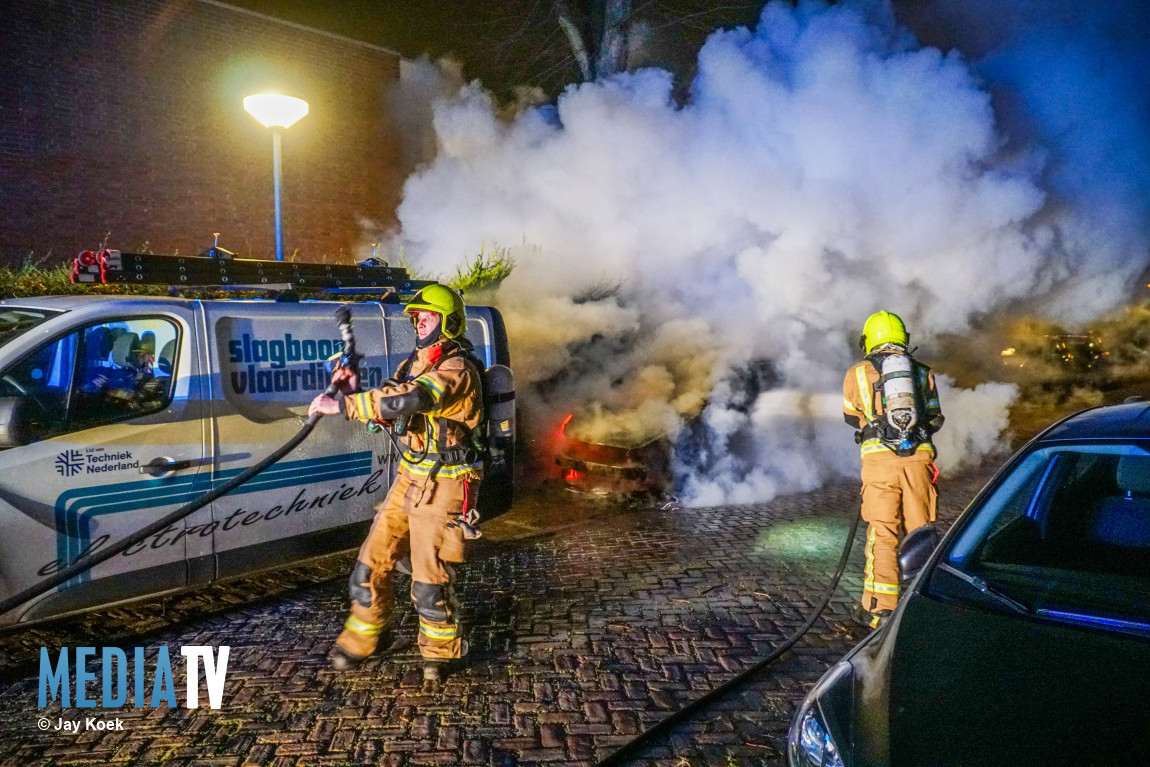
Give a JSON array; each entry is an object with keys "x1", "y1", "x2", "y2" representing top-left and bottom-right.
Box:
[
  {"x1": 71, "y1": 319, "x2": 180, "y2": 429},
  {"x1": 385, "y1": 315, "x2": 417, "y2": 375},
  {"x1": 0, "y1": 318, "x2": 181, "y2": 437}
]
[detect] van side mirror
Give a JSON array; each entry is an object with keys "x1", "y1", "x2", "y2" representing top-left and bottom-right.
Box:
[
  {"x1": 898, "y1": 524, "x2": 942, "y2": 590},
  {"x1": 0, "y1": 397, "x2": 35, "y2": 448}
]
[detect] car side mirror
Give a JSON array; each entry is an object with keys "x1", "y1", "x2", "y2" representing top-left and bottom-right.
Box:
[{"x1": 898, "y1": 524, "x2": 943, "y2": 590}]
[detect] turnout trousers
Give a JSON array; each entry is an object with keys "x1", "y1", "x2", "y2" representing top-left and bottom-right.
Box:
[
  {"x1": 335, "y1": 466, "x2": 470, "y2": 661},
  {"x1": 859, "y1": 449, "x2": 937, "y2": 612}
]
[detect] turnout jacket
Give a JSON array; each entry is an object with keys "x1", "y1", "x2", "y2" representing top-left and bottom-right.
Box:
[
  {"x1": 842, "y1": 353, "x2": 944, "y2": 459},
  {"x1": 344, "y1": 338, "x2": 484, "y2": 480}
]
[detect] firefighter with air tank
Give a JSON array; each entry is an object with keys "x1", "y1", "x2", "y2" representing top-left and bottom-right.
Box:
[
  {"x1": 309, "y1": 284, "x2": 484, "y2": 680},
  {"x1": 843, "y1": 310, "x2": 944, "y2": 629}
]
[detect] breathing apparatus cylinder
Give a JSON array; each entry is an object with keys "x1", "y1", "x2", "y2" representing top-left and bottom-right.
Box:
[
  {"x1": 485, "y1": 364, "x2": 515, "y2": 442},
  {"x1": 880, "y1": 353, "x2": 917, "y2": 452},
  {"x1": 479, "y1": 363, "x2": 515, "y2": 516}
]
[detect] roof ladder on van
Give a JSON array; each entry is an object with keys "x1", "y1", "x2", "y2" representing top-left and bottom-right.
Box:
[{"x1": 70, "y1": 249, "x2": 436, "y2": 294}]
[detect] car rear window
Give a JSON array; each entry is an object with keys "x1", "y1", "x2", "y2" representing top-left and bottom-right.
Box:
[{"x1": 938, "y1": 444, "x2": 1150, "y2": 628}]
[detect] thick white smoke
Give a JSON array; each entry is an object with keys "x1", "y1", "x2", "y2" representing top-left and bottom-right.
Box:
[
  {"x1": 387, "y1": 0, "x2": 1147, "y2": 506},
  {"x1": 897, "y1": 0, "x2": 1150, "y2": 322}
]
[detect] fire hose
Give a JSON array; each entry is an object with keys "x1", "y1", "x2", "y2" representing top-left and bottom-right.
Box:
[
  {"x1": 0, "y1": 306, "x2": 362, "y2": 619},
  {"x1": 594, "y1": 507, "x2": 863, "y2": 767}
]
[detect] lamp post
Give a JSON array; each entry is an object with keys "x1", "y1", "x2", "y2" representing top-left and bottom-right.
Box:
[{"x1": 243, "y1": 93, "x2": 309, "y2": 261}]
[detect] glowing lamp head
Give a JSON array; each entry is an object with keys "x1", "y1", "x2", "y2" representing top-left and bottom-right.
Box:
[{"x1": 243, "y1": 94, "x2": 309, "y2": 129}]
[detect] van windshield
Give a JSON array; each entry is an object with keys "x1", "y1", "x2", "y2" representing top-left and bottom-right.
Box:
[
  {"x1": 0, "y1": 308, "x2": 61, "y2": 349},
  {"x1": 934, "y1": 444, "x2": 1150, "y2": 633}
]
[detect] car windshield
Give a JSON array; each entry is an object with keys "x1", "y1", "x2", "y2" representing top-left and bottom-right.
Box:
[
  {"x1": 0, "y1": 308, "x2": 61, "y2": 349},
  {"x1": 935, "y1": 443, "x2": 1150, "y2": 633}
]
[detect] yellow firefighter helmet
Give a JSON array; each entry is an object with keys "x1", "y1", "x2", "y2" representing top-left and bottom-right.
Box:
[
  {"x1": 405, "y1": 283, "x2": 467, "y2": 339},
  {"x1": 861, "y1": 311, "x2": 909, "y2": 354}
]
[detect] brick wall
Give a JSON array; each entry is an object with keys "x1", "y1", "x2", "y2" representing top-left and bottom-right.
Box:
[{"x1": 0, "y1": 0, "x2": 405, "y2": 265}]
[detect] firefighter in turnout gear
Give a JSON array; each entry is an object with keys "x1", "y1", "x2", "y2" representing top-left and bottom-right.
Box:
[
  {"x1": 843, "y1": 310, "x2": 944, "y2": 629},
  {"x1": 309, "y1": 284, "x2": 483, "y2": 680}
]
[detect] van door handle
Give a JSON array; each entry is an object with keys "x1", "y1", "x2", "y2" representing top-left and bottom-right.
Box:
[{"x1": 140, "y1": 457, "x2": 193, "y2": 476}]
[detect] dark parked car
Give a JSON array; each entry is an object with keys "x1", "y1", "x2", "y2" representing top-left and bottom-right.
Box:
[{"x1": 789, "y1": 401, "x2": 1150, "y2": 766}]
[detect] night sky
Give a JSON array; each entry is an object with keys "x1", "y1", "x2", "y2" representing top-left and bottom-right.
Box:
[
  {"x1": 219, "y1": 1, "x2": 1046, "y2": 101},
  {"x1": 222, "y1": 1, "x2": 766, "y2": 97}
]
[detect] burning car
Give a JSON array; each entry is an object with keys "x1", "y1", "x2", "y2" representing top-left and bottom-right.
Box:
[{"x1": 553, "y1": 411, "x2": 673, "y2": 494}]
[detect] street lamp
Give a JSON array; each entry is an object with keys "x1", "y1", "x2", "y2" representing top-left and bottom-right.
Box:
[{"x1": 243, "y1": 93, "x2": 309, "y2": 261}]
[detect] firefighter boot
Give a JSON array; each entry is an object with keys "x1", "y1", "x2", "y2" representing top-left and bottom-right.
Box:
[
  {"x1": 329, "y1": 606, "x2": 393, "y2": 670},
  {"x1": 423, "y1": 640, "x2": 469, "y2": 682},
  {"x1": 851, "y1": 603, "x2": 892, "y2": 630},
  {"x1": 328, "y1": 643, "x2": 367, "y2": 671}
]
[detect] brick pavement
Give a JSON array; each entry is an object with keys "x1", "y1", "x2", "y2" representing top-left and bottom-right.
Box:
[{"x1": 0, "y1": 468, "x2": 994, "y2": 767}]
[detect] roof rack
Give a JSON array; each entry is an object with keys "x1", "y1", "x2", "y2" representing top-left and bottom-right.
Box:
[{"x1": 70, "y1": 249, "x2": 435, "y2": 294}]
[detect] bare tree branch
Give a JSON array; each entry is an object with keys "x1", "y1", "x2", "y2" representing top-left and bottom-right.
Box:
[
  {"x1": 554, "y1": 0, "x2": 593, "y2": 81},
  {"x1": 595, "y1": 0, "x2": 632, "y2": 77},
  {"x1": 643, "y1": 3, "x2": 762, "y2": 32}
]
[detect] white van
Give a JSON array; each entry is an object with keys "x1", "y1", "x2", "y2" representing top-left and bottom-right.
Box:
[{"x1": 0, "y1": 295, "x2": 513, "y2": 627}]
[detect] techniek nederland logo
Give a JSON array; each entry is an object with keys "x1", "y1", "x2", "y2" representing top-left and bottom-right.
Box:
[{"x1": 54, "y1": 450, "x2": 84, "y2": 477}]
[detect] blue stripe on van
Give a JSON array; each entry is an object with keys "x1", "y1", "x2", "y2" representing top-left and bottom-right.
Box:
[
  {"x1": 55, "y1": 451, "x2": 366, "y2": 555},
  {"x1": 54, "y1": 451, "x2": 373, "y2": 586}
]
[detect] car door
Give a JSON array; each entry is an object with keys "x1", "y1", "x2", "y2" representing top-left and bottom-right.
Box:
[
  {"x1": 204, "y1": 302, "x2": 393, "y2": 579},
  {"x1": 0, "y1": 310, "x2": 206, "y2": 625}
]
